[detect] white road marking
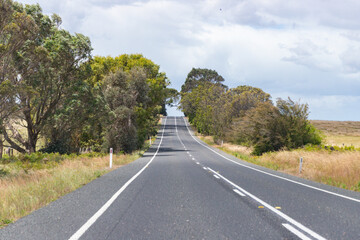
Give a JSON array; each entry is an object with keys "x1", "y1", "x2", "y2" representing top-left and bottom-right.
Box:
[
  {"x1": 68, "y1": 117, "x2": 168, "y2": 240},
  {"x1": 233, "y1": 189, "x2": 246, "y2": 197},
  {"x1": 283, "y1": 224, "x2": 312, "y2": 240},
  {"x1": 192, "y1": 157, "x2": 195, "y2": 161},
  {"x1": 196, "y1": 162, "x2": 200, "y2": 165},
  {"x1": 203, "y1": 167, "x2": 207, "y2": 170},
  {"x1": 208, "y1": 168, "x2": 326, "y2": 240},
  {"x1": 182, "y1": 117, "x2": 360, "y2": 204},
  {"x1": 175, "y1": 116, "x2": 178, "y2": 132},
  {"x1": 213, "y1": 174, "x2": 220, "y2": 179}
]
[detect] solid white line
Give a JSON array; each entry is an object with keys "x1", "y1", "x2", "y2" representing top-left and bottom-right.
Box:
[
  {"x1": 68, "y1": 117, "x2": 168, "y2": 240},
  {"x1": 208, "y1": 168, "x2": 326, "y2": 240},
  {"x1": 213, "y1": 174, "x2": 220, "y2": 179},
  {"x1": 283, "y1": 224, "x2": 312, "y2": 240},
  {"x1": 233, "y1": 189, "x2": 246, "y2": 197},
  {"x1": 182, "y1": 117, "x2": 360, "y2": 204}
]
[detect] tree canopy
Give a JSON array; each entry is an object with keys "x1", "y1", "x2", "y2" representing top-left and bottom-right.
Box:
[
  {"x1": 0, "y1": 1, "x2": 174, "y2": 155},
  {"x1": 180, "y1": 67, "x2": 322, "y2": 154}
]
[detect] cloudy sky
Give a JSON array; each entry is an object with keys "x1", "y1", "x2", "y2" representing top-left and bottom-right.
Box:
[{"x1": 19, "y1": 0, "x2": 360, "y2": 120}]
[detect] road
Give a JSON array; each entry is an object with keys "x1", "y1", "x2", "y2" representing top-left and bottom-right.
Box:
[{"x1": 1, "y1": 116, "x2": 360, "y2": 239}]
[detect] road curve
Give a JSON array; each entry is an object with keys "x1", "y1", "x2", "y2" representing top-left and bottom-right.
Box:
[{"x1": 1, "y1": 116, "x2": 360, "y2": 240}]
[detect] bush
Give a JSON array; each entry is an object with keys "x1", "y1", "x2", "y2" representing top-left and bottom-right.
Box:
[{"x1": 234, "y1": 98, "x2": 323, "y2": 155}]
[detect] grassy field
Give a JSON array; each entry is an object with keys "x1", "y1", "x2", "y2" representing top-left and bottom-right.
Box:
[
  {"x1": 310, "y1": 120, "x2": 360, "y2": 148},
  {"x1": 197, "y1": 120, "x2": 360, "y2": 192},
  {"x1": 0, "y1": 151, "x2": 144, "y2": 228}
]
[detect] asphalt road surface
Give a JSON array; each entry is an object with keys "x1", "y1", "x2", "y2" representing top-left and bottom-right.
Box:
[{"x1": 1, "y1": 116, "x2": 360, "y2": 240}]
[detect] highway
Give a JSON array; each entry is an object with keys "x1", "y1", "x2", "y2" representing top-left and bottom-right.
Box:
[{"x1": 1, "y1": 116, "x2": 360, "y2": 239}]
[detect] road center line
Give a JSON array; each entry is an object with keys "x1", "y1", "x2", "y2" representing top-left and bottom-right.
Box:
[
  {"x1": 68, "y1": 117, "x2": 168, "y2": 240},
  {"x1": 213, "y1": 174, "x2": 220, "y2": 179},
  {"x1": 283, "y1": 223, "x2": 312, "y2": 240},
  {"x1": 233, "y1": 189, "x2": 246, "y2": 197},
  {"x1": 182, "y1": 117, "x2": 360, "y2": 204},
  {"x1": 208, "y1": 168, "x2": 326, "y2": 240}
]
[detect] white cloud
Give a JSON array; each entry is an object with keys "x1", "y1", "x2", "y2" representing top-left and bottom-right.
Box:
[{"x1": 17, "y1": 0, "x2": 360, "y2": 120}]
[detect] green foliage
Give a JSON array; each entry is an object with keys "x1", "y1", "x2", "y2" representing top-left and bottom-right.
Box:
[
  {"x1": 181, "y1": 68, "x2": 225, "y2": 93},
  {"x1": 235, "y1": 99, "x2": 323, "y2": 155},
  {"x1": 0, "y1": 2, "x2": 171, "y2": 155},
  {"x1": 89, "y1": 54, "x2": 169, "y2": 153},
  {"x1": 180, "y1": 67, "x2": 323, "y2": 155},
  {"x1": 0, "y1": 1, "x2": 92, "y2": 153}
]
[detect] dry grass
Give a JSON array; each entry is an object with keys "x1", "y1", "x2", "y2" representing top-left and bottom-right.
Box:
[
  {"x1": 311, "y1": 120, "x2": 360, "y2": 148},
  {"x1": 198, "y1": 135, "x2": 360, "y2": 192},
  {"x1": 0, "y1": 153, "x2": 141, "y2": 227},
  {"x1": 310, "y1": 120, "x2": 360, "y2": 136},
  {"x1": 260, "y1": 150, "x2": 360, "y2": 191}
]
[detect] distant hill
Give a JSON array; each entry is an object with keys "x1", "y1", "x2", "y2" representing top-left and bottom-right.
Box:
[{"x1": 310, "y1": 120, "x2": 360, "y2": 136}]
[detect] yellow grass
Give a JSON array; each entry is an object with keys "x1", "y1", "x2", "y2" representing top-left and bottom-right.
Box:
[
  {"x1": 260, "y1": 150, "x2": 360, "y2": 190},
  {"x1": 0, "y1": 153, "x2": 141, "y2": 228},
  {"x1": 311, "y1": 120, "x2": 360, "y2": 148}
]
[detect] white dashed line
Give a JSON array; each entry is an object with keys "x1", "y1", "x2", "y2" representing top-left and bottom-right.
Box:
[
  {"x1": 283, "y1": 224, "x2": 312, "y2": 240},
  {"x1": 207, "y1": 167, "x2": 326, "y2": 240},
  {"x1": 213, "y1": 174, "x2": 220, "y2": 179},
  {"x1": 233, "y1": 189, "x2": 246, "y2": 197}
]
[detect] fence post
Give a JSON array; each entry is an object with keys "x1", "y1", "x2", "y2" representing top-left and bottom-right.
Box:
[
  {"x1": 109, "y1": 148, "x2": 113, "y2": 168},
  {"x1": 299, "y1": 157, "x2": 303, "y2": 174}
]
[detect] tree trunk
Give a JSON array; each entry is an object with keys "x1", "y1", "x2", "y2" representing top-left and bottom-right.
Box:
[
  {"x1": 27, "y1": 128, "x2": 38, "y2": 153},
  {"x1": 0, "y1": 135, "x2": 3, "y2": 159}
]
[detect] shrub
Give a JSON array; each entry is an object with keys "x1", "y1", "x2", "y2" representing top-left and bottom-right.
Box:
[{"x1": 234, "y1": 98, "x2": 323, "y2": 155}]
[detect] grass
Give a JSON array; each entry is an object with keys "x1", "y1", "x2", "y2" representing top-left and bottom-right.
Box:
[
  {"x1": 311, "y1": 120, "x2": 360, "y2": 148},
  {"x1": 197, "y1": 134, "x2": 360, "y2": 192},
  {"x1": 0, "y1": 151, "x2": 143, "y2": 228}
]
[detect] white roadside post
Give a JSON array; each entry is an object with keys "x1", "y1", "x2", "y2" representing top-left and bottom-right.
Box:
[
  {"x1": 149, "y1": 136, "x2": 152, "y2": 145},
  {"x1": 299, "y1": 157, "x2": 303, "y2": 174},
  {"x1": 109, "y1": 148, "x2": 113, "y2": 169}
]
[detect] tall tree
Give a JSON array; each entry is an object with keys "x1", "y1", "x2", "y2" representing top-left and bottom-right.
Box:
[
  {"x1": 0, "y1": 2, "x2": 91, "y2": 153},
  {"x1": 103, "y1": 68, "x2": 149, "y2": 152}
]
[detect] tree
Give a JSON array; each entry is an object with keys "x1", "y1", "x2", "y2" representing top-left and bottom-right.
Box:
[
  {"x1": 103, "y1": 68, "x2": 149, "y2": 152},
  {"x1": 0, "y1": 0, "x2": 37, "y2": 121},
  {"x1": 89, "y1": 54, "x2": 170, "y2": 151},
  {"x1": 181, "y1": 68, "x2": 226, "y2": 93},
  {"x1": 0, "y1": 2, "x2": 91, "y2": 153}
]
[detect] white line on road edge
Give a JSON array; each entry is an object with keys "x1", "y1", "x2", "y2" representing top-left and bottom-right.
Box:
[
  {"x1": 182, "y1": 117, "x2": 360, "y2": 204},
  {"x1": 283, "y1": 223, "x2": 312, "y2": 240},
  {"x1": 233, "y1": 189, "x2": 246, "y2": 197},
  {"x1": 68, "y1": 117, "x2": 168, "y2": 240},
  {"x1": 208, "y1": 168, "x2": 326, "y2": 240}
]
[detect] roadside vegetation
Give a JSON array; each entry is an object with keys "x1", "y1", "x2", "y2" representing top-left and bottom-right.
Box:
[
  {"x1": 180, "y1": 68, "x2": 360, "y2": 192},
  {"x1": 180, "y1": 68, "x2": 322, "y2": 156},
  {"x1": 0, "y1": 150, "x2": 145, "y2": 228}
]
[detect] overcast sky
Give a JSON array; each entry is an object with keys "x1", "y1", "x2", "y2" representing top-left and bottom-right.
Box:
[{"x1": 19, "y1": 0, "x2": 360, "y2": 120}]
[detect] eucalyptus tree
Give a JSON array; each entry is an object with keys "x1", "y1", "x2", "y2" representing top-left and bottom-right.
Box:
[{"x1": 0, "y1": 2, "x2": 92, "y2": 153}]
